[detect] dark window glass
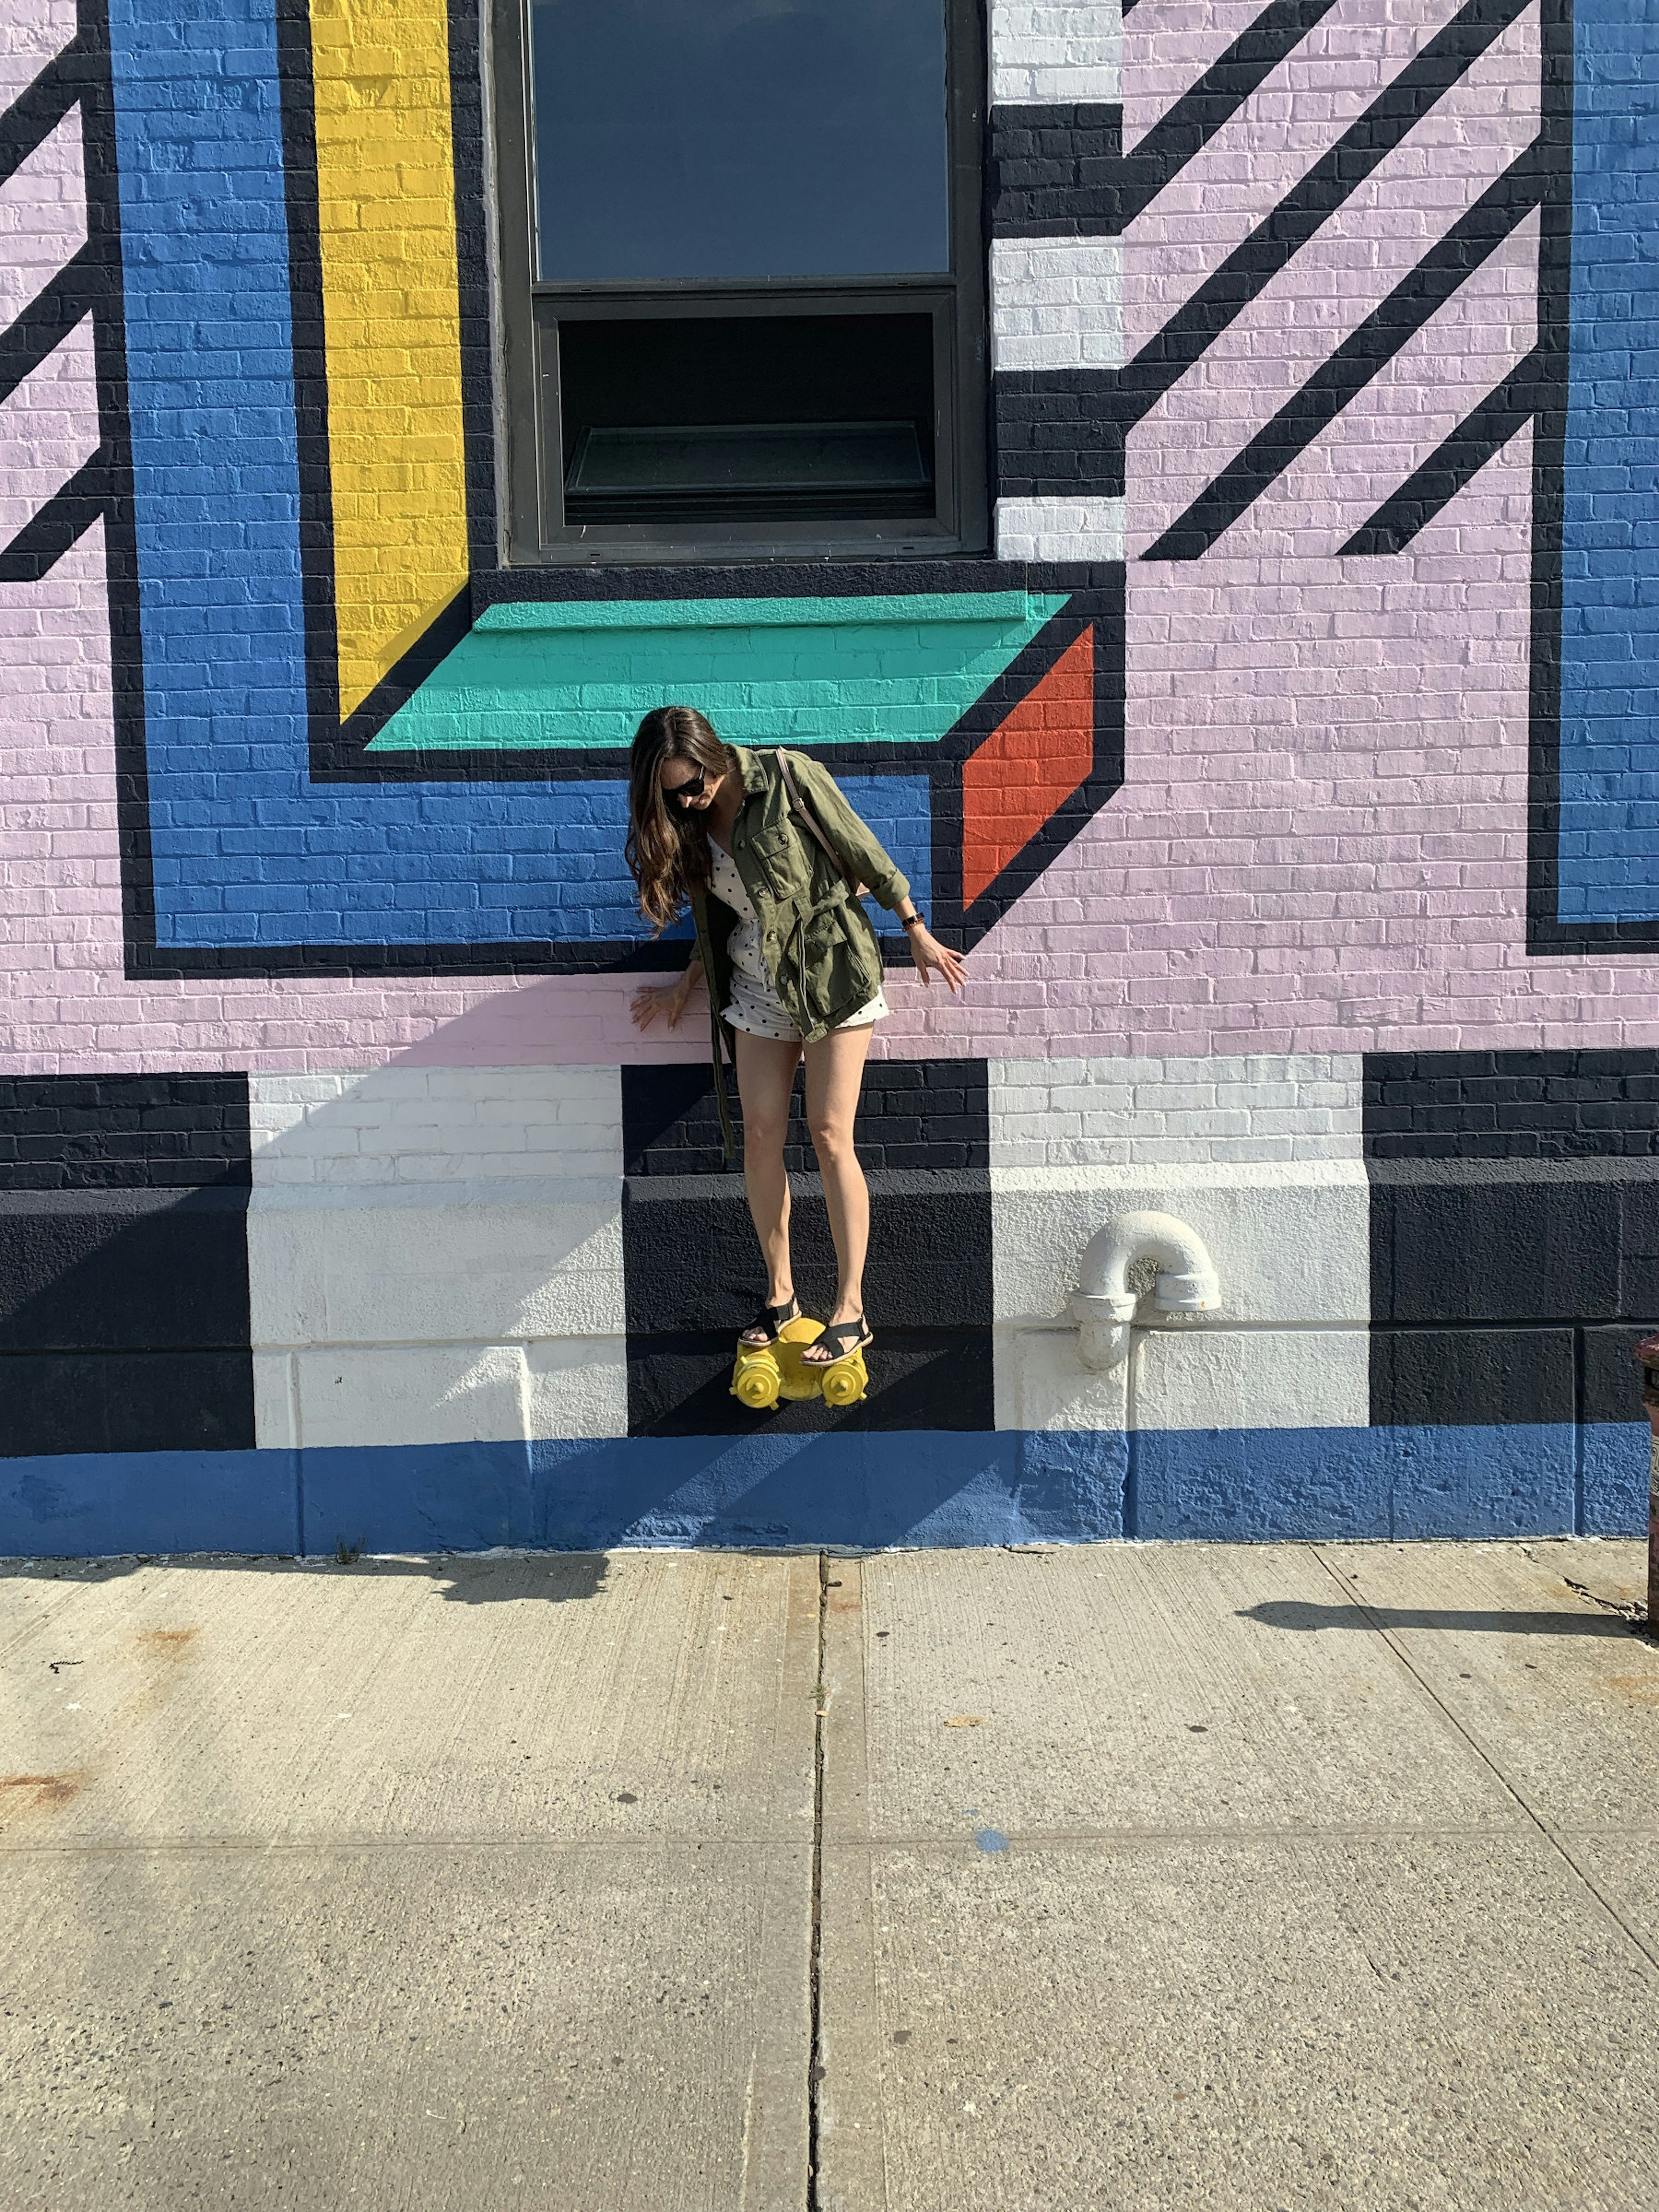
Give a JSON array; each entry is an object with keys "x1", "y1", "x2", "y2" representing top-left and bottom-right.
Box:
[
  {"x1": 531, "y1": 0, "x2": 950, "y2": 281},
  {"x1": 556, "y1": 314, "x2": 936, "y2": 524}
]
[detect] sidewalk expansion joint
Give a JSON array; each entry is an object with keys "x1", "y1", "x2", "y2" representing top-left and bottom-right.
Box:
[
  {"x1": 1309, "y1": 1544, "x2": 1659, "y2": 1986},
  {"x1": 806, "y1": 1548, "x2": 829, "y2": 2212}
]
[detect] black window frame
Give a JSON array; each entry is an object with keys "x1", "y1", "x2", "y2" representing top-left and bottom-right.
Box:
[{"x1": 489, "y1": 0, "x2": 990, "y2": 566}]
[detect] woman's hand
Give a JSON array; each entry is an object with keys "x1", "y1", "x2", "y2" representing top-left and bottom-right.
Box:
[
  {"x1": 630, "y1": 960, "x2": 703, "y2": 1031},
  {"x1": 906, "y1": 924, "x2": 967, "y2": 995}
]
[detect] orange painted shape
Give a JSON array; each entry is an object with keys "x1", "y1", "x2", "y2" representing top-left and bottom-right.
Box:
[{"x1": 961, "y1": 624, "x2": 1095, "y2": 907}]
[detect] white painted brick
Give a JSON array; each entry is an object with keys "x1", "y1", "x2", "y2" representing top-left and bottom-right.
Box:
[
  {"x1": 251, "y1": 1074, "x2": 350, "y2": 1108},
  {"x1": 1131, "y1": 1328, "x2": 1372, "y2": 1431},
  {"x1": 248, "y1": 1201, "x2": 625, "y2": 1349},
  {"x1": 989, "y1": 1055, "x2": 1365, "y2": 1170},
  {"x1": 995, "y1": 496, "x2": 1126, "y2": 563},
  {"x1": 526, "y1": 1338, "x2": 629, "y2": 1440},
  {"x1": 248, "y1": 1066, "x2": 624, "y2": 1188},
  {"x1": 992, "y1": 1165, "x2": 1371, "y2": 1328},
  {"x1": 292, "y1": 1343, "x2": 531, "y2": 1449},
  {"x1": 252, "y1": 1351, "x2": 297, "y2": 1451},
  {"x1": 991, "y1": 0, "x2": 1120, "y2": 102},
  {"x1": 994, "y1": 1322, "x2": 1129, "y2": 1433},
  {"x1": 991, "y1": 238, "x2": 1123, "y2": 372}
]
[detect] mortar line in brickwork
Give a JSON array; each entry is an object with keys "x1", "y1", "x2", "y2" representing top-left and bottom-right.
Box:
[
  {"x1": 0, "y1": 31, "x2": 89, "y2": 194},
  {"x1": 1142, "y1": 135, "x2": 1548, "y2": 559},
  {"x1": 1119, "y1": 0, "x2": 1538, "y2": 412}
]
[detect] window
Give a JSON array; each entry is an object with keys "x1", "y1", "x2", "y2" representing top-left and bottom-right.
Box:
[{"x1": 493, "y1": 0, "x2": 988, "y2": 563}]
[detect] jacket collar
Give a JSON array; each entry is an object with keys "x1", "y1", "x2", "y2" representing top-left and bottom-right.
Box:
[{"x1": 731, "y1": 744, "x2": 770, "y2": 798}]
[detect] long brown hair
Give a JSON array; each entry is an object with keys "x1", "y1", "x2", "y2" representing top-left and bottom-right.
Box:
[{"x1": 626, "y1": 705, "x2": 732, "y2": 934}]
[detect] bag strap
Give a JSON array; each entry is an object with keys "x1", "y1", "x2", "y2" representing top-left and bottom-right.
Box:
[
  {"x1": 774, "y1": 749, "x2": 857, "y2": 893},
  {"x1": 688, "y1": 880, "x2": 738, "y2": 1163}
]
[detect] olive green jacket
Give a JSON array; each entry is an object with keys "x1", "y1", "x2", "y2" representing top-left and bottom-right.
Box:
[{"x1": 687, "y1": 746, "x2": 910, "y2": 1156}]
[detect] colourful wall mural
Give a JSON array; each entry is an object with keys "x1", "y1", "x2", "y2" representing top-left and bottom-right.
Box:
[{"x1": 2, "y1": 0, "x2": 1658, "y2": 1556}]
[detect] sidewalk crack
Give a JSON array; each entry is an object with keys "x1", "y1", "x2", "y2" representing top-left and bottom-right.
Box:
[
  {"x1": 806, "y1": 1550, "x2": 828, "y2": 2209},
  {"x1": 1309, "y1": 1545, "x2": 1659, "y2": 1984}
]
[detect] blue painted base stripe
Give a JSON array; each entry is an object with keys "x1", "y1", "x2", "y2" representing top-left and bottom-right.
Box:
[{"x1": 0, "y1": 1426, "x2": 1647, "y2": 1557}]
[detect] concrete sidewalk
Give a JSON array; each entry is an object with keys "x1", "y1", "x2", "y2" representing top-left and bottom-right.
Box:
[{"x1": 1, "y1": 1541, "x2": 1655, "y2": 2210}]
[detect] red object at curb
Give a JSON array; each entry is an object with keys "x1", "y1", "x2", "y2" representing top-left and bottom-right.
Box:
[{"x1": 1628, "y1": 1335, "x2": 1659, "y2": 1636}]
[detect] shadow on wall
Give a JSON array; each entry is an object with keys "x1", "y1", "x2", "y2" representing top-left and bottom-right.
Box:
[
  {"x1": 0, "y1": 1192, "x2": 255, "y2": 1456},
  {"x1": 245, "y1": 1060, "x2": 629, "y2": 1457},
  {"x1": 386, "y1": 977, "x2": 698, "y2": 1069}
]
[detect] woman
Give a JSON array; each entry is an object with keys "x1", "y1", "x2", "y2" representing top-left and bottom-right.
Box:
[{"x1": 628, "y1": 705, "x2": 966, "y2": 1370}]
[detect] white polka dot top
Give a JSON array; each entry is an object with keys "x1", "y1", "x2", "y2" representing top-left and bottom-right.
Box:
[{"x1": 709, "y1": 842, "x2": 887, "y2": 1041}]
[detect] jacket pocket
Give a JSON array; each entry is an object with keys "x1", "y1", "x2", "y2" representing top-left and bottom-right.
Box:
[
  {"x1": 796, "y1": 896, "x2": 881, "y2": 1030},
  {"x1": 745, "y1": 823, "x2": 798, "y2": 903}
]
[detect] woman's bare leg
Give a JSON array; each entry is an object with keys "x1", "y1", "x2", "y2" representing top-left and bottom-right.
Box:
[
  {"x1": 734, "y1": 1031, "x2": 803, "y2": 1332},
  {"x1": 802, "y1": 1024, "x2": 874, "y2": 1339}
]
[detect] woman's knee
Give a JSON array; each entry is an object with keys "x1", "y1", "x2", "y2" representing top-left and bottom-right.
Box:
[
  {"x1": 743, "y1": 1106, "x2": 792, "y2": 1158},
  {"x1": 808, "y1": 1113, "x2": 858, "y2": 1170}
]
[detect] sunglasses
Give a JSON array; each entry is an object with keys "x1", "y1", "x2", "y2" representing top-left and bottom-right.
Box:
[{"x1": 663, "y1": 768, "x2": 707, "y2": 808}]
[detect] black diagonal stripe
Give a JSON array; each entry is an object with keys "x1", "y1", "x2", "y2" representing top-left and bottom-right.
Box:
[
  {"x1": 0, "y1": 247, "x2": 100, "y2": 407},
  {"x1": 0, "y1": 452, "x2": 110, "y2": 583},
  {"x1": 989, "y1": 0, "x2": 1344, "y2": 238},
  {"x1": 1125, "y1": 0, "x2": 1344, "y2": 209},
  {"x1": 1121, "y1": 0, "x2": 1538, "y2": 406},
  {"x1": 986, "y1": 0, "x2": 1541, "y2": 477},
  {"x1": 1339, "y1": 348, "x2": 1547, "y2": 555},
  {"x1": 1141, "y1": 142, "x2": 1545, "y2": 560},
  {"x1": 0, "y1": 35, "x2": 88, "y2": 192}
]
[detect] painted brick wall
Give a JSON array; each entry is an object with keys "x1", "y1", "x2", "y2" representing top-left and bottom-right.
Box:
[{"x1": 1, "y1": 0, "x2": 1656, "y2": 1555}]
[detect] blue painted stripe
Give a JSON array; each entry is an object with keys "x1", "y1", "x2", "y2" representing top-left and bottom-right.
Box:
[
  {"x1": 103, "y1": 0, "x2": 622, "y2": 947},
  {"x1": 0, "y1": 1446, "x2": 301, "y2": 1557},
  {"x1": 101, "y1": 0, "x2": 934, "y2": 950},
  {"x1": 1, "y1": 1424, "x2": 1646, "y2": 1557},
  {"x1": 1555, "y1": 0, "x2": 1659, "y2": 922}
]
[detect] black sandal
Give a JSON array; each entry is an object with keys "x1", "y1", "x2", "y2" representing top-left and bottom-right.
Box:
[
  {"x1": 738, "y1": 1294, "x2": 801, "y2": 1348},
  {"x1": 801, "y1": 1315, "x2": 873, "y2": 1366}
]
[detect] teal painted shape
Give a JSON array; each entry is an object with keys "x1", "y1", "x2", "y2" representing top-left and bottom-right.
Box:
[{"x1": 366, "y1": 592, "x2": 1069, "y2": 752}]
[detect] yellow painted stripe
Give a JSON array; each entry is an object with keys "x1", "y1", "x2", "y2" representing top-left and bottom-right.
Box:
[{"x1": 309, "y1": 0, "x2": 470, "y2": 721}]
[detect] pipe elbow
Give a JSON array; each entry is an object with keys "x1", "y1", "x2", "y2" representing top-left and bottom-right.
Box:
[{"x1": 1069, "y1": 1211, "x2": 1221, "y2": 1369}]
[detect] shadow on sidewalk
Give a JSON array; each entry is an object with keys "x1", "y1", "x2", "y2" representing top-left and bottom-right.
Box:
[
  {"x1": 1239, "y1": 1599, "x2": 1640, "y2": 1637},
  {"x1": 0, "y1": 1551, "x2": 612, "y2": 1605}
]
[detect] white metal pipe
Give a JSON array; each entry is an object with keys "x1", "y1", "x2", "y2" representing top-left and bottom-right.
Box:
[{"x1": 1068, "y1": 1210, "x2": 1221, "y2": 1370}]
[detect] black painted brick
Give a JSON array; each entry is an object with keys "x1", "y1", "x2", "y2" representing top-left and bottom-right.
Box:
[
  {"x1": 1363, "y1": 1050, "x2": 1659, "y2": 1159},
  {"x1": 622, "y1": 1058, "x2": 989, "y2": 1178},
  {"x1": 0, "y1": 1075, "x2": 252, "y2": 1189},
  {"x1": 1370, "y1": 1327, "x2": 1576, "y2": 1427},
  {"x1": 1580, "y1": 1324, "x2": 1655, "y2": 1424},
  {"x1": 0, "y1": 1192, "x2": 251, "y2": 1353},
  {"x1": 621, "y1": 1182, "x2": 993, "y2": 1338},
  {"x1": 1369, "y1": 1174, "x2": 1622, "y2": 1323},
  {"x1": 988, "y1": 102, "x2": 1163, "y2": 233},
  {"x1": 992, "y1": 374, "x2": 1126, "y2": 500},
  {"x1": 0, "y1": 1349, "x2": 255, "y2": 1456},
  {"x1": 1617, "y1": 1178, "x2": 1659, "y2": 1317}
]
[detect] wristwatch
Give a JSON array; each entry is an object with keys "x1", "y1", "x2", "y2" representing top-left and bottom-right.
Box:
[{"x1": 901, "y1": 912, "x2": 925, "y2": 931}]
